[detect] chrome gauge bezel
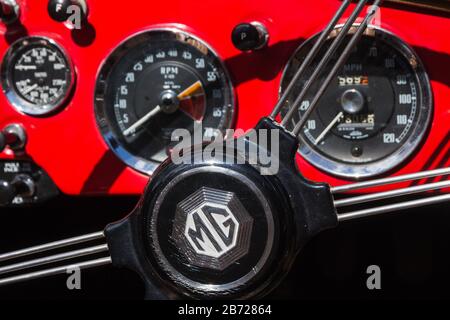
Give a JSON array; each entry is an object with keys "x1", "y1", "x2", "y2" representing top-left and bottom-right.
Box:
[
  {"x1": 1, "y1": 36, "x2": 75, "y2": 116},
  {"x1": 280, "y1": 26, "x2": 433, "y2": 179},
  {"x1": 94, "y1": 28, "x2": 236, "y2": 175}
]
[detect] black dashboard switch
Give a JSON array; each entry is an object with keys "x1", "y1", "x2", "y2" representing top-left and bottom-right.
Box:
[
  {"x1": 0, "y1": 0, "x2": 20, "y2": 25},
  {"x1": 0, "y1": 132, "x2": 5, "y2": 153},
  {"x1": 0, "y1": 180, "x2": 16, "y2": 206},
  {"x1": 231, "y1": 22, "x2": 269, "y2": 51},
  {"x1": 48, "y1": 0, "x2": 71, "y2": 22},
  {"x1": 0, "y1": 161, "x2": 60, "y2": 207},
  {"x1": 0, "y1": 175, "x2": 35, "y2": 206},
  {"x1": 48, "y1": 0, "x2": 87, "y2": 25}
]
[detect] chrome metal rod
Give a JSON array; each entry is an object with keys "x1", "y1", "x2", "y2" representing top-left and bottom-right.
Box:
[
  {"x1": 270, "y1": 0, "x2": 352, "y2": 118},
  {"x1": 338, "y1": 194, "x2": 450, "y2": 222},
  {"x1": 0, "y1": 244, "x2": 109, "y2": 276},
  {"x1": 0, "y1": 257, "x2": 112, "y2": 287},
  {"x1": 332, "y1": 167, "x2": 450, "y2": 194},
  {"x1": 334, "y1": 180, "x2": 450, "y2": 208},
  {"x1": 0, "y1": 231, "x2": 105, "y2": 263},
  {"x1": 281, "y1": 0, "x2": 368, "y2": 126},
  {"x1": 292, "y1": 0, "x2": 382, "y2": 136}
]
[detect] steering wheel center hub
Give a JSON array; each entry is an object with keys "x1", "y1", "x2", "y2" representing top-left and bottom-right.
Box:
[{"x1": 144, "y1": 165, "x2": 279, "y2": 298}]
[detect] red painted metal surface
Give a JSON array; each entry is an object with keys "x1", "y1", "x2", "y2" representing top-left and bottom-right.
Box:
[{"x1": 0, "y1": 0, "x2": 448, "y2": 195}]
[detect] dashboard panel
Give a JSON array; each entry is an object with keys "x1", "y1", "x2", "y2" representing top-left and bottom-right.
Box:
[{"x1": 0, "y1": 0, "x2": 448, "y2": 201}]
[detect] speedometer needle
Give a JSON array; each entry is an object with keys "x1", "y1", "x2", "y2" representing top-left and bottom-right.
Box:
[
  {"x1": 314, "y1": 112, "x2": 344, "y2": 146},
  {"x1": 122, "y1": 81, "x2": 204, "y2": 137}
]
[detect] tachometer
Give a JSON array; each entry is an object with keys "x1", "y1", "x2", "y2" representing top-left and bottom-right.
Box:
[
  {"x1": 280, "y1": 27, "x2": 432, "y2": 179},
  {"x1": 1, "y1": 37, "x2": 75, "y2": 116},
  {"x1": 95, "y1": 29, "x2": 235, "y2": 174}
]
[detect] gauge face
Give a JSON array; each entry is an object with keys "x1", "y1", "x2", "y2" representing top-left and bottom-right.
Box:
[
  {"x1": 280, "y1": 27, "x2": 432, "y2": 179},
  {"x1": 1, "y1": 37, "x2": 74, "y2": 115},
  {"x1": 95, "y1": 29, "x2": 235, "y2": 174}
]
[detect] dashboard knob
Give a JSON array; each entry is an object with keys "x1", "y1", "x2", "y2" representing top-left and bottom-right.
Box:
[
  {"x1": 0, "y1": 175, "x2": 35, "y2": 206},
  {"x1": 0, "y1": 180, "x2": 16, "y2": 206},
  {"x1": 231, "y1": 22, "x2": 269, "y2": 51},
  {"x1": 2, "y1": 124, "x2": 27, "y2": 152},
  {"x1": 48, "y1": 0, "x2": 87, "y2": 25},
  {"x1": 0, "y1": 132, "x2": 5, "y2": 153},
  {"x1": 0, "y1": 0, "x2": 20, "y2": 25}
]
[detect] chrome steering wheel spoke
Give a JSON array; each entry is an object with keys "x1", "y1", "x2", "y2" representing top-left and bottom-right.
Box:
[
  {"x1": 333, "y1": 167, "x2": 450, "y2": 221},
  {"x1": 0, "y1": 231, "x2": 111, "y2": 287}
]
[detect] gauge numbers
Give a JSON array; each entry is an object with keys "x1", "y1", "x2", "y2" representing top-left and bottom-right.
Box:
[
  {"x1": 280, "y1": 27, "x2": 432, "y2": 179},
  {"x1": 95, "y1": 29, "x2": 235, "y2": 175},
  {"x1": 1, "y1": 37, "x2": 74, "y2": 116}
]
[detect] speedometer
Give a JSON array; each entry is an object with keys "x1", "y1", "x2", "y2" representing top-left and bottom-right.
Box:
[
  {"x1": 280, "y1": 27, "x2": 432, "y2": 179},
  {"x1": 95, "y1": 29, "x2": 235, "y2": 174}
]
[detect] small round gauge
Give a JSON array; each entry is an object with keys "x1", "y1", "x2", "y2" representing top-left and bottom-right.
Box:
[
  {"x1": 95, "y1": 29, "x2": 235, "y2": 174},
  {"x1": 1, "y1": 37, "x2": 75, "y2": 115},
  {"x1": 280, "y1": 27, "x2": 432, "y2": 179}
]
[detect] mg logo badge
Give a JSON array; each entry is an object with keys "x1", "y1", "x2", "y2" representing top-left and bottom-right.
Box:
[
  {"x1": 185, "y1": 205, "x2": 239, "y2": 258},
  {"x1": 172, "y1": 187, "x2": 253, "y2": 271}
]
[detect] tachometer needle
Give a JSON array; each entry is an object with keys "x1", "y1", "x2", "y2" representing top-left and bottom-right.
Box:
[
  {"x1": 314, "y1": 111, "x2": 344, "y2": 146},
  {"x1": 123, "y1": 106, "x2": 162, "y2": 137},
  {"x1": 122, "y1": 81, "x2": 203, "y2": 137}
]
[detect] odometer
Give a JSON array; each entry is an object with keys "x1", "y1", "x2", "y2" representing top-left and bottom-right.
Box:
[
  {"x1": 280, "y1": 27, "x2": 432, "y2": 179},
  {"x1": 1, "y1": 37, "x2": 75, "y2": 116},
  {"x1": 95, "y1": 29, "x2": 235, "y2": 174}
]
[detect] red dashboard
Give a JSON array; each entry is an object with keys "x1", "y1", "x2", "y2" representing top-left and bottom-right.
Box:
[{"x1": 0, "y1": 0, "x2": 448, "y2": 198}]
